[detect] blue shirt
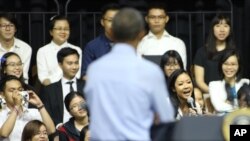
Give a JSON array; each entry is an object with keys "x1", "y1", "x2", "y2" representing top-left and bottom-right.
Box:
[
  {"x1": 81, "y1": 34, "x2": 112, "y2": 76},
  {"x1": 84, "y1": 43, "x2": 174, "y2": 141}
]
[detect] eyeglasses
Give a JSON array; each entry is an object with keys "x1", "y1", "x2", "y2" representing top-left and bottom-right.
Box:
[
  {"x1": 70, "y1": 101, "x2": 86, "y2": 111},
  {"x1": 35, "y1": 131, "x2": 48, "y2": 137},
  {"x1": 103, "y1": 18, "x2": 113, "y2": 22},
  {"x1": 148, "y1": 15, "x2": 166, "y2": 20},
  {"x1": 165, "y1": 63, "x2": 180, "y2": 68},
  {"x1": 53, "y1": 28, "x2": 70, "y2": 31},
  {"x1": 0, "y1": 24, "x2": 15, "y2": 30},
  {"x1": 6, "y1": 62, "x2": 23, "y2": 67},
  {"x1": 223, "y1": 62, "x2": 238, "y2": 67}
]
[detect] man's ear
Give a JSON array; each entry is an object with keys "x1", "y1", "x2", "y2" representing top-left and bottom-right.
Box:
[
  {"x1": 49, "y1": 30, "x2": 53, "y2": 36},
  {"x1": 100, "y1": 18, "x2": 104, "y2": 27},
  {"x1": 59, "y1": 62, "x2": 63, "y2": 69},
  {"x1": 0, "y1": 92, "x2": 5, "y2": 98},
  {"x1": 138, "y1": 29, "x2": 146, "y2": 41},
  {"x1": 165, "y1": 15, "x2": 169, "y2": 24},
  {"x1": 145, "y1": 16, "x2": 148, "y2": 23}
]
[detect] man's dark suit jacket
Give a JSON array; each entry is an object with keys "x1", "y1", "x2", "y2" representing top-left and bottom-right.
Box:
[{"x1": 40, "y1": 79, "x2": 85, "y2": 126}]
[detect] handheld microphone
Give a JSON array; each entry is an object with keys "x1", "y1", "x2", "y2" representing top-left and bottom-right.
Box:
[{"x1": 187, "y1": 97, "x2": 196, "y2": 110}]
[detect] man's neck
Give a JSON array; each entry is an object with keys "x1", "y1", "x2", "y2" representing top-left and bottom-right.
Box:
[
  {"x1": 0, "y1": 38, "x2": 14, "y2": 50},
  {"x1": 63, "y1": 76, "x2": 75, "y2": 81},
  {"x1": 105, "y1": 32, "x2": 114, "y2": 42},
  {"x1": 152, "y1": 30, "x2": 164, "y2": 39}
]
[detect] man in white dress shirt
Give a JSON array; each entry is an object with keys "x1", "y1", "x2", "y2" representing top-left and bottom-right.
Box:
[
  {"x1": 137, "y1": 2, "x2": 187, "y2": 69},
  {"x1": 0, "y1": 75, "x2": 55, "y2": 141}
]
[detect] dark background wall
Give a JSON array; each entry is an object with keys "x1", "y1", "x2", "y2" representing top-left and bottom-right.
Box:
[{"x1": 0, "y1": 0, "x2": 250, "y2": 80}]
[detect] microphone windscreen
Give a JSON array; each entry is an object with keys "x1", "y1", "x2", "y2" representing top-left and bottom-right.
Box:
[{"x1": 187, "y1": 97, "x2": 194, "y2": 104}]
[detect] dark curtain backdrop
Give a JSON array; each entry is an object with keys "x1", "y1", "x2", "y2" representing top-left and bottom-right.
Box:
[{"x1": 0, "y1": 0, "x2": 249, "y2": 78}]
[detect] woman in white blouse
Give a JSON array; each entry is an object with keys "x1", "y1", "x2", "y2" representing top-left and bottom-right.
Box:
[
  {"x1": 36, "y1": 15, "x2": 82, "y2": 86},
  {"x1": 209, "y1": 49, "x2": 250, "y2": 115}
]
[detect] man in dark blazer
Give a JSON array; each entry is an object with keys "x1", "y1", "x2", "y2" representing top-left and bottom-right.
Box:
[{"x1": 40, "y1": 47, "x2": 85, "y2": 127}]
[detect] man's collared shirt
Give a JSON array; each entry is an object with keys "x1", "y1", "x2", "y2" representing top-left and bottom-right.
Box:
[
  {"x1": 81, "y1": 34, "x2": 112, "y2": 76},
  {"x1": 137, "y1": 30, "x2": 187, "y2": 69},
  {"x1": 85, "y1": 43, "x2": 174, "y2": 140},
  {"x1": 61, "y1": 77, "x2": 77, "y2": 122},
  {"x1": 0, "y1": 107, "x2": 41, "y2": 141}
]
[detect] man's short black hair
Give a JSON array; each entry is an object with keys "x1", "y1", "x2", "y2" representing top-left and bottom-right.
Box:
[
  {"x1": 0, "y1": 75, "x2": 24, "y2": 92},
  {"x1": 146, "y1": 1, "x2": 167, "y2": 15},
  {"x1": 101, "y1": 3, "x2": 120, "y2": 18},
  {"x1": 57, "y1": 47, "x2": 79, "y2": 63},
  {"x1": 0, "y1": 12, "x2": 18, "y2": 30}
]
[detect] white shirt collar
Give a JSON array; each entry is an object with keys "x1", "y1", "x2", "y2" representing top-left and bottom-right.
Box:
[
  {"x1": 61, "y1": 77, "x2": 77, "y2": 84},
  {"x1": 146, "y1": 30, "x2": 170, "y2": 39},
  {"x1": 0, "y1": 38, "x2": 19, "y2": 52},
  {"x1": 51, "y1": 41, "x2": 69, "y2": 50}
]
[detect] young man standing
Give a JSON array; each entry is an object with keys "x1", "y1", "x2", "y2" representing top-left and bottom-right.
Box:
[
  {"x1": 81, "y1": 3, "x2": 120, "y2": 79},
  {"x1": 137, "y1": 2, "x2": 187, "y2": 69}
]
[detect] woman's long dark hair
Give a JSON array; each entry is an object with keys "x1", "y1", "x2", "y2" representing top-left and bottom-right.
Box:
[
  {"x1": 160, "y1": 50, "x2": 184, "y2": 90},
  {"x1": 168, "y1": 69, "x2": 196, "y2": 117},
  {"x1": 237, "y1": 84, "x2": 250, "y2": 107},
  {"x1": 160, "y1": 50, "x2": 184, "y2": 77},
  {"x1": 205, "y1": 14, "x2": 236, "y2": 59}
]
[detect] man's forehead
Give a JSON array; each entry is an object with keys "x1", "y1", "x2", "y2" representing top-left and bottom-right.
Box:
[{"x1": 5, "y1": 80, "x2": 22, "y2": 87}]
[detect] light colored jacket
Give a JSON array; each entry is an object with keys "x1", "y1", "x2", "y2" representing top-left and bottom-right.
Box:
[{"x1": 209, "y1": 78, "x2": 250, "y2": 113}]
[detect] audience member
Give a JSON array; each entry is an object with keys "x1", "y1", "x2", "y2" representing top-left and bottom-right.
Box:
[
  {"x1": 209, "y1": 49, "x2": 249, "y2": 115},
  {"x1": 168, "y1": 69, "x2": 203, "y2": 119},
  {"x1": 194, "y1": 87, "x2": 214, "y2": 114},
  {"x1": 194, "y1": 87, "x2": 205, "y2": 112},
  {"x1": 137, "y1": 2, "x2": 187, "y2": 69},
  {"x1": 194, "y1": 14, "x2": 236, "y2": 93},
  {"x1": 237, "y1": 84, "x2": 250, "y2": 108},
  {"x1": 0, "y1": 52, "x2": 36, "y2": 90},
  {"x1": 21, "y1": 120, "x2": 49, "y2": 141},
  {"x1": 1, "y1": 52, "x2": 39, "y2": 108},
  {"x1": 40, "y1": 47, "x2": 85, "y2": 127},
  {"x1": 0, "y1": 52, "x2": 23, "y2": 80},
  {"x1": 160, "y1": 50, "x2": 184, "y2": 82},
  {"x1": 81, "y1": 3, "x2": 120, "y2": 79},
  {"x1": 36, "y1": 15, "x2": 82, "y2": 86},
  {"x1": 57, "y1": 91, "x2": 89, "y2": 141},
  {"x1": 0, "y1": 75, "x2": 55, "y2": 141},
  {"x1": 84, "y1": 8, "x2": 174, "y2": 140},
  {"x1": 0, "y1": 13, "x2": 32, "y2": 83}
]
